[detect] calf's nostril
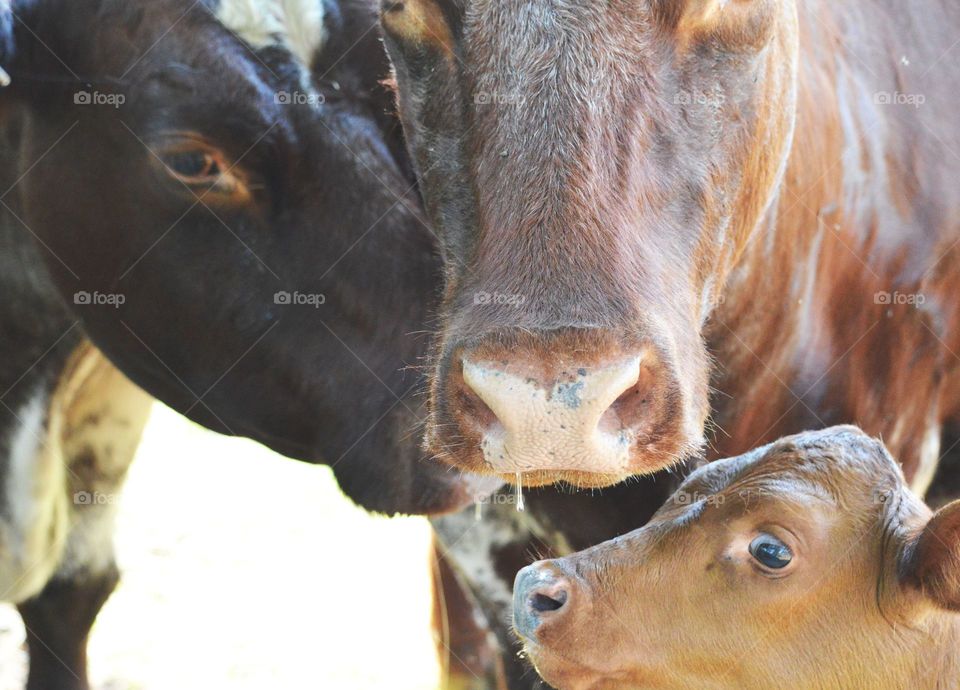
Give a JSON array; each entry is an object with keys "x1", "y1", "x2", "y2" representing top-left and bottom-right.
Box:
[
  {"x1": 513, "y1": 564, "x2": 573, "y2": 638},
  {"x1": 530, "y1": 590, "x2": 567, "y2": 613}
]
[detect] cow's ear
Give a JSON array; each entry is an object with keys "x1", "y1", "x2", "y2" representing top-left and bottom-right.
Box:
[
  {"x1": 656, "y1": 0, "x2": 777, "y2": 51},
  {"x1": 901, "y1": 500, "x2": 960, "y2": 611},
  {"x1": 678, "y1": 0, "x2": 728, "y2": 27},
  {"x1": 653, "y1": 0, "x2": 734, "y2": 29}
]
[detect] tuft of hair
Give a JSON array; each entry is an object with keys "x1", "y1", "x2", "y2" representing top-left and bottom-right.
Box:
[{"x1": 216, "y1": 0, "x2": 326, "y2": 69}]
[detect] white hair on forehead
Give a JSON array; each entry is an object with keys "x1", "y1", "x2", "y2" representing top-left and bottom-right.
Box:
[{"x1": 216, "y1": 0, "x2": 326, "y2": 68}]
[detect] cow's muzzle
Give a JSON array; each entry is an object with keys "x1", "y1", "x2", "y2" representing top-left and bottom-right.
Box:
[{"x1": 437, "y1": 331, "x2": 694, "y2": 482}]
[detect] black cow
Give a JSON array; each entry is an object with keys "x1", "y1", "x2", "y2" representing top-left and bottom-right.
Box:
[{"x1": 0, "y1": 1, "x2": 501, "y2": 688}]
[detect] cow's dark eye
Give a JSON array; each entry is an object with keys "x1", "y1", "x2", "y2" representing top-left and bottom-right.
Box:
[
  {"x1": 165, "y1": 151, "x2": 220, "y2": 179},
  {"x1": 749, "y1": 534, "x2": 792, "y2": 570},
  {"x1": 155, "y1": 138, "x2": 250, "y2": 202}
]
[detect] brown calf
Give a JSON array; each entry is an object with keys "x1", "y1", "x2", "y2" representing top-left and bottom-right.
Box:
[{"x1": 513, "y1": 427, "x2": 960, "y2": 689}]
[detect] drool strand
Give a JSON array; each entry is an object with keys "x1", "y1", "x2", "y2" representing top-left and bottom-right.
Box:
[{"x1": 515, "y1": 472, "x2": 525, "y2": 512}]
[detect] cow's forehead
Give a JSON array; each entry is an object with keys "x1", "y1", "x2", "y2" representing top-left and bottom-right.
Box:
[{"x1": 214, "y1": 0, "x2": 326, "y2": 68}]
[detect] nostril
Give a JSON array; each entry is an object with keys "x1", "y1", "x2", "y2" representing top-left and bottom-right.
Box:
[
  {"x1": 456, "y1": 359, "x2": 501, "y2": 432},
  {"x1": 599, "y1": 365, "x2": 656, "y2": 434},
  {"x1": 602, "y1": 384, "x2": 644, "y2": 427},
  {"x1": 530, "y1": 590, "x2": 567, "y2": 613},
  {"x1": 514, "y1": 564, "x2": 572, "y2": 637}
]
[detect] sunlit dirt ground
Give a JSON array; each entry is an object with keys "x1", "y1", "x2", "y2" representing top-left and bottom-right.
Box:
[{"x1": 0, "y1": 404, "x2": 441, "y2": 689}]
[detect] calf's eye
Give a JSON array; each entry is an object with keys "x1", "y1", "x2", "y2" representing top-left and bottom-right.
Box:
[{"x1": 749, "y1": 534, "x2": 792, "y2": 570}]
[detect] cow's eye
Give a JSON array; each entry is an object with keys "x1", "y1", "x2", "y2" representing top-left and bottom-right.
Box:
[
  {"x1": 161, "y1": 148, "x2": 235, "y2": 190},
  {"x1": 749, "y1": 534, "x2": 792, "y2": 570},
  {"x1": 165, "y1": 151, "x2": 220, "y2": 179},
  {"x1": 154, "y1": 137, "x2": 250, "y2": 202}
]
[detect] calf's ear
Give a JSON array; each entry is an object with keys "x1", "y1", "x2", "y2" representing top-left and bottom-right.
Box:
[{"x1": 901, "y1": 499, "x2": 960, "y2": 611}]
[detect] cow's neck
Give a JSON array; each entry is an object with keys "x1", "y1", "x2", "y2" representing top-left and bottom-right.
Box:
[{"x1": 709, "y1": 0, "x2": 960, "y2": 492}]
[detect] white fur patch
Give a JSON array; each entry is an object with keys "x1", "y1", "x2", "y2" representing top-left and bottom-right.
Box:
[
  {"x1": 912, "y1": 421, "x2": 941, "y2": 499},
  {"x1": 6, "y1": 395, "x2": 47, "y2": 524},
  {"x1": 432, "y1": 510, "x2": 519, "y2": 622},
  {"x1": 0, "y1": 345, "x2": 152, "y2": 604},
  {"x1": 216, "y1": 0, "x2": 326, "y2": 69},
  {"x1": 0, "y1": 387, "x2": 69, "y2": 603},
  {"x1": 431, "y1": 505, "x2": 573, "y2": 630},
  {"x1": 5, "y1": 392, "x2": 46, "y2": 536}
]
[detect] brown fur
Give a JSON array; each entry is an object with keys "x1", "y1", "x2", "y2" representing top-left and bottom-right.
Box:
[
  {"x1": 382, "y1": 0, "x2": 960, "y2": 491},
  {"x1": 431, "y1": 541, "x2": 508, "y2": 690},
  {"x1": 381, "y1": 0, "x2": 457, "y2": 58}
]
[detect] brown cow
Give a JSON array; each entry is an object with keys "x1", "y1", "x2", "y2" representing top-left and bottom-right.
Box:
[
  {"x1": 382, "y1": 2, "x2": 960, "y2": 684},
  {"x1": 512, "y1": 426, "x2": 960, "y2": 690},
  {"x1": 380, "y1": 0, "x2": 960, "y2": 491}
]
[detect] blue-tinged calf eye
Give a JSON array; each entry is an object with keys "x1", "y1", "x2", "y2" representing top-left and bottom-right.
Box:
[{"x1": 749, "y1": 534, "x2": 793, "y2": 570}]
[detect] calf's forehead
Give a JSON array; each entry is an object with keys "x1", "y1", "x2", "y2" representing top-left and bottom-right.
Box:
[{"x1": 676, "y1": 428, "x2": 905, "y2": 507}]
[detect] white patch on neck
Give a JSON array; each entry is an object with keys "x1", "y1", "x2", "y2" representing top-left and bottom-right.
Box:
[
  {"x1": 5, "y1": 391, "x2": 47, "y2": 534},
  {"x1": 216, "y1": 0, "x2": 326, "y2": 69},
  {"x1": 0, "y1": 387, "x2": 69, "y2": 603}
]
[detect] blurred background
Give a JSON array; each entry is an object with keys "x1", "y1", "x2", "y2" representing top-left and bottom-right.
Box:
[{"x1": 0, "y1": 404, "x2": 441, "y2": 690}]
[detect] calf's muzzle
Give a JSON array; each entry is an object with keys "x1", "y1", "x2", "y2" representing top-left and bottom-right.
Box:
[{"x1": 513, "y1": 561, "x2": 573, "y2": 641}]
